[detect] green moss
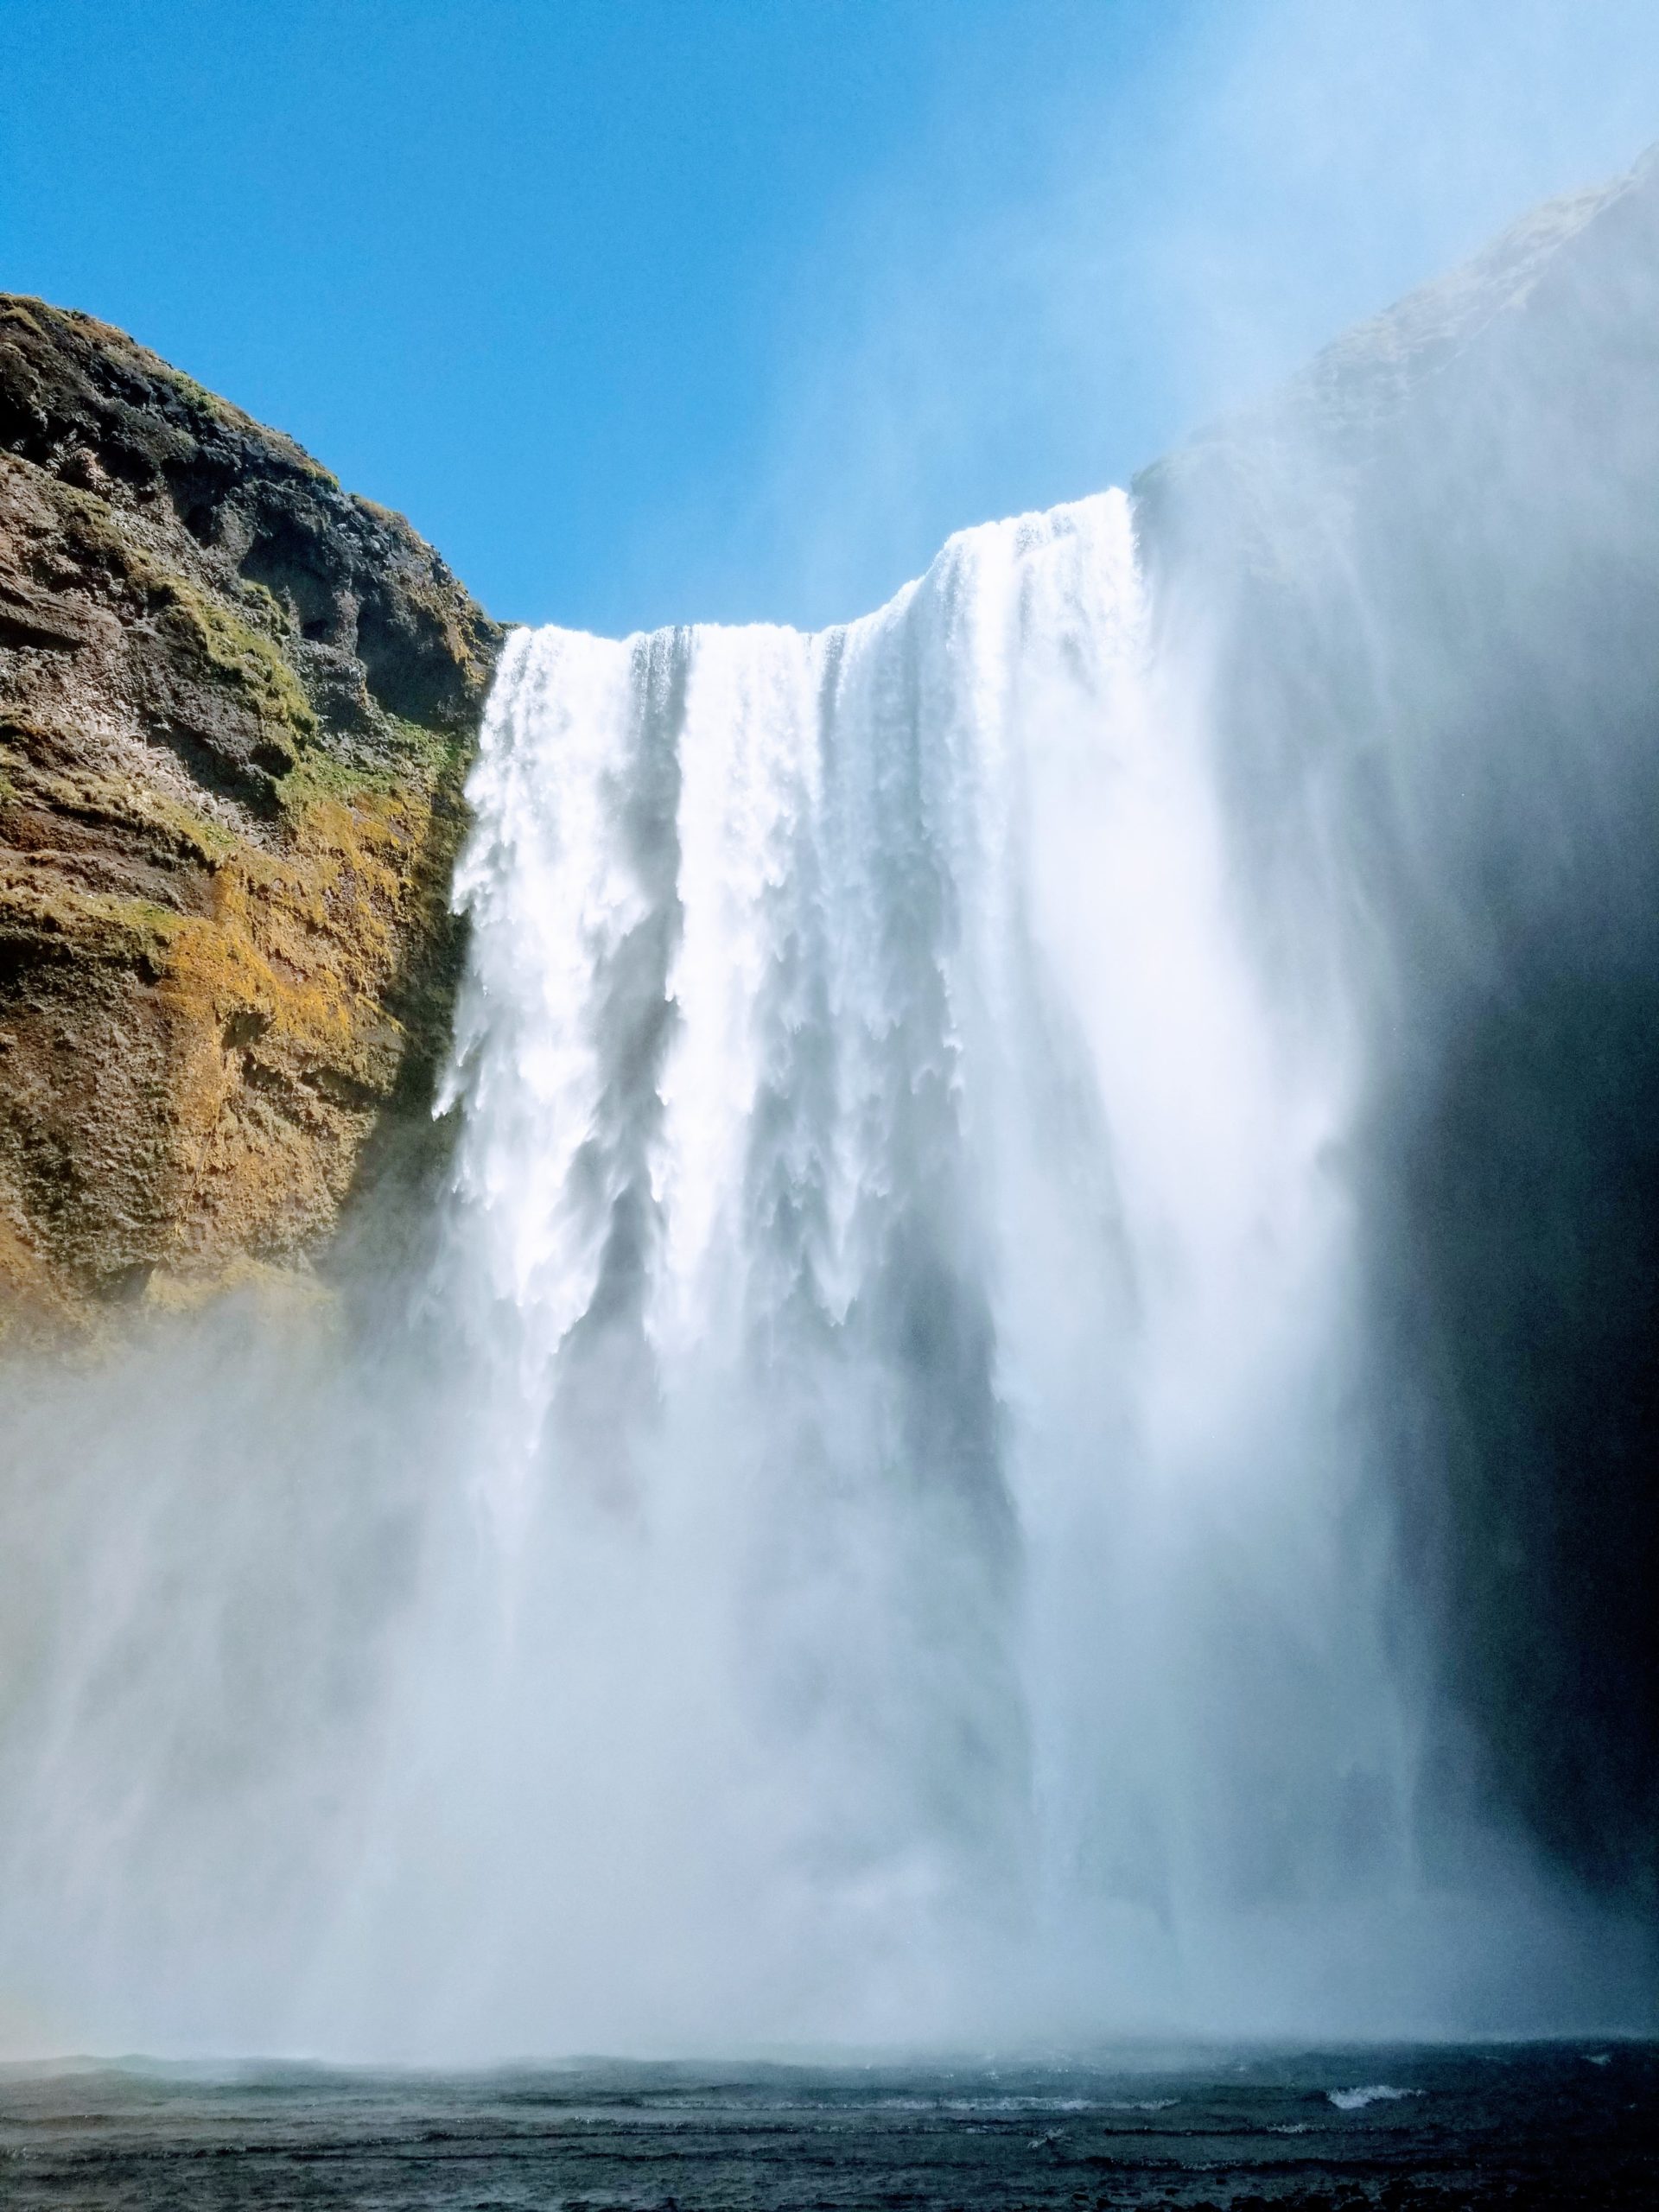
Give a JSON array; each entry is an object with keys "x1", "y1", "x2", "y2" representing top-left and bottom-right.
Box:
[
  {"x1": 0, "y1": 883, "x2": 187, "y2": 965},
  {"x1": 274, "y1": 743, "x2": 430, "y2": 836},
  {"x1": 137, "y1": 791, "x2": 240, "y2": 866},
  {"x1": 154, "y1": 577, "x2": 317, "y2": 749},
  {"x1": 252, "y1": 429, "x2": 340, "y2": 490},
  {"x1": 237, "y1": 577, "x2": 294, "y2": 636},
  {"x1": 55, "y1": 480, "x2": 136, "y2": 567},
  {"x1": 289, "y1": 447, "x2": 340, "y2": 490},
  {"x1": 384, "y1": 713, "x2": 474, "y2": 784},
  {"x1": 276, "y1": 749, "x2": 390, "y2": 816},
  {"x1": 273, "y1": 712, "x2": 474, "y2": 829},
  {"x1": 92, "y1": 893, "x2": 186, "y2": 937},
  {"x1": 51, "y1": 516, "x2": 315, "y2": 763},
  {"x1": 159, "y1": 366, "x2": 236, "y2": 426}
]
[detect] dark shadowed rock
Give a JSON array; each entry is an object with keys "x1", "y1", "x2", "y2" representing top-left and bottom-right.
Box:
[{"x1": 1136, "y1": 148, "x2": 1659, "y2": 1904}]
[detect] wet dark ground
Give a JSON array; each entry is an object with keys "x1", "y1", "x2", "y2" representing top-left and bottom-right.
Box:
[{"x1": 1, "y1": 2044, "x2": 1653, "y2": 2209}]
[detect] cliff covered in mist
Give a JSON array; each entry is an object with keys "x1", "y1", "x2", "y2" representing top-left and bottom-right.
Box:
[
  {"x1": 0, "y1": 299, "x2": 502, "y2": 1338},
  {"x1": 1136, "y1": 149, "x2": 1659, "y2": 1906}
]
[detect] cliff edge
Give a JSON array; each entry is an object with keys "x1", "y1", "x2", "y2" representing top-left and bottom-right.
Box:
[{"x1": 0, "y1": 298, "x2": 503, "y2": 1338}]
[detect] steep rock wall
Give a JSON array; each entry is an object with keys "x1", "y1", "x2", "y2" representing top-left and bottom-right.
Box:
[
  {"x1": 0, "y1": 298, "x2": 503, "y2": 1338},
  {"x1": 1136, "y1": 150, "x2": 1659, "y2": 1902}
]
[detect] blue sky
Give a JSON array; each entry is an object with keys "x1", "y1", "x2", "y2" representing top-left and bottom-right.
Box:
[{"x1": 5, "y1": 1, "x2": 1659, "y2": 633}]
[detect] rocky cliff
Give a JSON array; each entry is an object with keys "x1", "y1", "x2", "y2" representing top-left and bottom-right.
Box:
[
  {"x1": 1136, "y1": 149, "x2": 1659, "y2": 1901},
  {"x1": 0, "y1": 298, "x2": 503, "y2": 1338}
]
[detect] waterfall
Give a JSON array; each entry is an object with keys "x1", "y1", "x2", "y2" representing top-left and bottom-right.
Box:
[
  {"x1": 400, "y1": 487, "x2": 1404, "y2": 2040},
  {"x1": 0, "y1": 490, "x2": 1645, "y2": 2063}
]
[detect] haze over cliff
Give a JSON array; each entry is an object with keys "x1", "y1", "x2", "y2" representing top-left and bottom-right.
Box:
[{"x1": 1138, "y1": 147, "x2": 1659, "y2": 1902}]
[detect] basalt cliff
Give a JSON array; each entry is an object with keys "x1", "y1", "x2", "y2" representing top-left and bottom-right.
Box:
[{"x1": 0, "y1": 298, "x2": 502, "y2": 1338}]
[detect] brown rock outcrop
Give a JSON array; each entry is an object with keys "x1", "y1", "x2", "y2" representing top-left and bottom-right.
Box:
[{"x1": 0, "y1": 296, "x2": 504, "y2": 1339}]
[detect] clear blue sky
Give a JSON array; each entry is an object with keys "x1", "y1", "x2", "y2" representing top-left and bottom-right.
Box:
[{"x1": 4, "y1": 1, "x2": 1658, "y2": 633}]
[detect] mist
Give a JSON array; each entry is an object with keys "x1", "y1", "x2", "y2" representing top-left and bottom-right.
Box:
[{"x1": 3, "y1": 4, "x2": 1659, "y2": 2067}]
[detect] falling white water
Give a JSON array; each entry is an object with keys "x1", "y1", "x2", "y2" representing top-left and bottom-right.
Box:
[
  {"x1": 4, "y1": 488, "x2": 1640, "y2": 2066},
  {"x1": 405, "y1": 488, "x2": 1403, "y2": 2041}
]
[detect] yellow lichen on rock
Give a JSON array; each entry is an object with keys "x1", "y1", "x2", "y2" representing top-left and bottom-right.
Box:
[{"x1": 0, "y1": 291, "x2": 501, "y2": 1339}]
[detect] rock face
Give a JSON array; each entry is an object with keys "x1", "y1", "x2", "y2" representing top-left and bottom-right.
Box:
[
  {"x1": 0, "y1": 297, "x2": 503, "y2": 1337},
  {"x1": 1136, "y1": 150, "x2": 1659, "y2": 1903}
]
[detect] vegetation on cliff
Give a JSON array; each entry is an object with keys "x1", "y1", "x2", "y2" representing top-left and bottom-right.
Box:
[{"x1": 0, "y1": 296, "x2": 505, "y2": 1338}]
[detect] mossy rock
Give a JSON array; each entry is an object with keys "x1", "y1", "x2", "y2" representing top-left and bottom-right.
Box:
[{"x1": 0, "y1": 290, "x2": 505, "y2": 1337}]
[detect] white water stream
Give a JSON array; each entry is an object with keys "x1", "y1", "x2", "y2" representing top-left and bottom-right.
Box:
[{"x1": 403, "y1": 489, "x2": 1395, "y2": 2041}]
